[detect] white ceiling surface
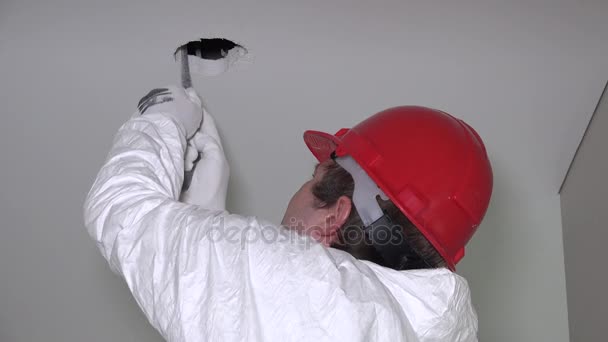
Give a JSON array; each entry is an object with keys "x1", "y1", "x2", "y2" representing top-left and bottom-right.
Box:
[
  {"x1": 1, "y1": 0, "x2": 607, "y2": 341},
  {"x1": 3, "y1": 0, "x2": 606, "y2": 200}
]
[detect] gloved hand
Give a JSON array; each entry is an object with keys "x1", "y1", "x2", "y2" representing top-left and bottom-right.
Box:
[
  {"x1": 179, "y1": 107, "x2": 230, "y2": 211},
  {"x1": 137, "y1": 86, "x2": 203, "y2": 139}
]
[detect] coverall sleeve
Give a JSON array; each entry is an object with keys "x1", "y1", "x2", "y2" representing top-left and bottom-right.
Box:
[{"x1": 83, "y1": 113, "x2": 233, "y2": 340}]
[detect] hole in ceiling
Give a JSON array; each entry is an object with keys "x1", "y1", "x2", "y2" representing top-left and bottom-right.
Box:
[{"x1": 175, "y1": 38, "x2": 246, "y2": 60}]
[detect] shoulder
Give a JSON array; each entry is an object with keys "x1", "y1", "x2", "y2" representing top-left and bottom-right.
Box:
[{"x1": 363, "y1": 263, "x2": 478, "y2": 341}]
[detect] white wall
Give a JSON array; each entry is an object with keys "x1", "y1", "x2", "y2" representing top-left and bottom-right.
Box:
[
  {"x1": 561, "y1": 83, "x2": 608, "y2": 341},
  {"x1": 2, "y1": 1, "x2": 607, "y2": 341}
]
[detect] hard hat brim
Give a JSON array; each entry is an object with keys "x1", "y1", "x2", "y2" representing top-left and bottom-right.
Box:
[{"x1": 303, "y1": 130, "x2": 342, "y2": 163}]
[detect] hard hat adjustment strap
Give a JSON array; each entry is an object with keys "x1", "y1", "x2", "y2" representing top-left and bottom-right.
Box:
[
  {"x1": 334, "y1": 155, "x2": 431, "y2": 270},
  {"x1": 333, "y1": 156, "x2": 387, "y2": 227}
]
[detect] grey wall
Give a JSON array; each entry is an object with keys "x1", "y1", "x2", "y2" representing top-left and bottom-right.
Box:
[
  {"x1": 560, "y1": 83, "x2": 608, "y2": 341},
  {"x1": 2, "y1": 1, "x2": 607, "y2": 341}
]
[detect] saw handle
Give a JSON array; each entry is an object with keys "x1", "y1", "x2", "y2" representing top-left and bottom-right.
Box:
[{"x1": 179, "y1": 46, "x2": 192, "y2": 88}]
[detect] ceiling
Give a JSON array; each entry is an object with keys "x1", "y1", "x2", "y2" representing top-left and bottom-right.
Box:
[{"x1": 2, "y1": 0, "x2": 607, "y2": 199}]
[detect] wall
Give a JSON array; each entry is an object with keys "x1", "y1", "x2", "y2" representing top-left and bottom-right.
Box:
[
  {"x1": 560, "y1": 83, "x2": 608, "y2": 341},
  {"x1": 2, "y1": 1, "x2": 607, "y2": 341}
]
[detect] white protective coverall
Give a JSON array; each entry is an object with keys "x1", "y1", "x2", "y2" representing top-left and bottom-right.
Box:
[{"x1": 84, "y1": 95, "x2": 478, "y2": 342}]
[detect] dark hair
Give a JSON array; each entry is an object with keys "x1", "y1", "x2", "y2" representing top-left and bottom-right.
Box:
[{"x1": 312, "y1": 161, "x2": 447, "y2": 270}]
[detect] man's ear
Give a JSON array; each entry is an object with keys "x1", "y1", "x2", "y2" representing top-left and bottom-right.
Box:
[{"x1": 321, "y1": 195, "x2": 352, "y2": 246}]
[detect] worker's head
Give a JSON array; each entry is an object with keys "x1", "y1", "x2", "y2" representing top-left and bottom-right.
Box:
[
  {"x1": 283, "y1": 106, "x2": 493, "y2": 271},
  {"x1": 282, "y1": 160, "x2": 448, "y2": 269},
  {"x1": 281, "y1": 160, "x2": 352, "y2": 247}
]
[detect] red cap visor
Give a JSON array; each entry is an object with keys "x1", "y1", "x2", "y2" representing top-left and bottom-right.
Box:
[{"x1": 303, "y1": 130, "x2": 342, "y2": 162}]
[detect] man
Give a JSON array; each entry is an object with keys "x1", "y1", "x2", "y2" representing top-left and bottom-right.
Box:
[{"x1": 84, "y1": 86, "x2": 492, "y2": 341}]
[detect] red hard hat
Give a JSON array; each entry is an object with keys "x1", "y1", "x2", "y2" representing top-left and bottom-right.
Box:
[{"x1": 303, "y1": 106, "x2": 493, "y2": 270}]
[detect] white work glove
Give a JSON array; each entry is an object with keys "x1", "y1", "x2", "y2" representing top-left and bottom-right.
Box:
[
  {"x1": 137, "y1": 86, "x2": 203, "y2": 139},
  {"x1": 179, "y1": 107, "x2": 230, "y2": 211}
]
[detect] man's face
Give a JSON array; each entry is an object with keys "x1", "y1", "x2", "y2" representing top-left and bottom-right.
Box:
[{"x1": 281, "y1": 161, "x2": 351, "y2": 246}]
